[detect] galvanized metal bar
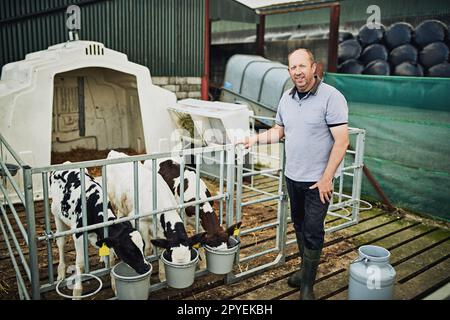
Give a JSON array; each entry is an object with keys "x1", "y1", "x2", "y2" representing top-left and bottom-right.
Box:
[
  {"x1": 242, "y1": 167, "x2": 280, "y2": 178},
  {"x1": 195, "y1": 154, "x2": 201, "y2": 233},
  {"x1": 0, "y1": 215, "x2": 30, "y2": 300},
  {"x1": 240, "y1": 221, "x2": 278, "y2": 235},
  {"x1": 133, "y1": 161, "x2": 140, "y2": 231},
  {"x1": 152, "y1": 159, "x2": 157, "y2": 257},
  {"x1": 101, "y1": 165, "x2": 110, "y2": 268},
  {"x1": 0, "y1": 134, "x2": 27, "y2": 167},
  {"x1": 241, "y1": 185, "x2": 277, "y2": 198},
  {"x1": 275, "y1": 141, "x2": 287, "y2": 262},
  {"x1": 226, "y1": 255, "x2": 283, "y2": 283},
  {"x1": 235, "y1": 145, "x2": 244, "y2": 224},
  {"x1": 41, "y1": 172, "x2": 54, "y2": 284},
  {"x1": 219, "y1": 150, "x2": 224, "y2": 225},
  {"x1": 352, "y1": 130, "x2": 365, "y2": 222},
  {"x1": 225, "y1": 146, "x2": 235, "y2": 227},
  {"x1": 37, "y1": 194, "x2": 226, "y2": 241},
  {"x1": 31, "y1": 144, "x2": 228, "y2": 174},
  {"x1": 0, "y1": 182, "x2": 28, "y2": 243},
  {"x1": 248, "y1": 151, "x2": 280, "y2": 161},
  {"x1": 239, "y1": 247, "x2": 278, "y2": 263},
  {"x1": 22, "y1": 166, "x2": 40, "y2": 300},
  {"x1": 179, "y1": 157, "x2": 185, "y2": 222},
  {"x1": 79, "y1": 169, "x2": 89, "y2": 274},
  {"x1": 0, "y1": 202, "x2": 31, "y2": 281},
  {"x1": 338, "y1": 155, "x2": 345, "y2": 203},
  {"x1": 241, "y1": 194, "x2": 280, "y2": 207},
  {"x1": 343, "y1": 172, "x2": 354, "y2": 177}
]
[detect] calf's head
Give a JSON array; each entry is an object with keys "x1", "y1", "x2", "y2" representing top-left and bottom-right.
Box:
[
  {"x1": 151, "y1": 222, "x2": 207, "y2": 264},
  {"x1": 203, "y1": 222, "x2": 242, "y2": 249},
  {"x1": 97, "y1": 221, "x2": 150, "y2": 274}
]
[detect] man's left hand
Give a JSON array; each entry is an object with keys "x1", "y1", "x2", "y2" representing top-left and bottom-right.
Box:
[{"x1": 309, "y1": 177, "x2": 333, "y2": 204}]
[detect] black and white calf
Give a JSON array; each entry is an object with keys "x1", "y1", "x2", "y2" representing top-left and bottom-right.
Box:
[
  {"x1": 106, "y1": 151, "x2": 206, "y2": 280},
  {"x1": 147, "y1": 158, "x2": 241, "y2": 250},
  {"x1": 49, "y1": 165, "x2": 150, "y2": 297}
]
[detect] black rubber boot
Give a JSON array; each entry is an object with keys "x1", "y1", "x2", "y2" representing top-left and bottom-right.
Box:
[
  {"x1": 287, "y1": 232, "x2": 304, "y2": 288},
  {"x1": 299, "y1": 247, "x2": 322, "y2": 300}
]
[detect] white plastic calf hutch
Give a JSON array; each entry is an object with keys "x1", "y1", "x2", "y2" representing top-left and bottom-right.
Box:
[{"x1": 0, "y1": 40, "x2": 178, "y2": 199}]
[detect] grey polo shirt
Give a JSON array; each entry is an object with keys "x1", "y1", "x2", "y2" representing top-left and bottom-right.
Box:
[{"x1": 275, "y1": 79, "x2": 348, "y2": 182}]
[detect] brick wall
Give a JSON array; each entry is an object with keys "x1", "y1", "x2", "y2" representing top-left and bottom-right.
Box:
[{"x1": 151, "y1": 77, "x2": 202, "y2": 99}]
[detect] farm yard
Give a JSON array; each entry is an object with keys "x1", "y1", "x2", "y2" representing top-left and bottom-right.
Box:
[{"x1": 1, "y1": 0, "x2": 449, "y2": 302}]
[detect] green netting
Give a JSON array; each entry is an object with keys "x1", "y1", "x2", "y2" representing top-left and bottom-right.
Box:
[{"x1": 325, "y1": 73, "x2": 450, "y2": 221}]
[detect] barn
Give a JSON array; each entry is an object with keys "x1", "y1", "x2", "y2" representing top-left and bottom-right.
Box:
[{"x1": 0, "y1": 0, "x2": 449, "y2": 304}]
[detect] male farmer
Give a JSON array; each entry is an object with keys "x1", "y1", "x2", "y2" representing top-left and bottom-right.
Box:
[{"x1": 241, "y1": 48, "x2": 349, "y2": 300}]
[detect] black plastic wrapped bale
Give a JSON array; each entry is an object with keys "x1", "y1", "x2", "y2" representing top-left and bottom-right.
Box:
[
  {"x1": 414, "y1": 20, "x2": 448, "y2": 48},
  {"x1": 360, "y1": 44, "x2": 388, "y2": 65},
  {"x1": 363, "y1": 60, "x2": 390, "y2": 75},
  {"x1": 389, "y1": 44, "x2": 418, "y2": 66},
  {"x1": 338, "y1": 59, "x2": 364, "y2": 74},
  {"x1": 427, "y1": 62, "x2": 450, "y2": 77},
  {"x1": 357, "y1": 24, "x2": 385, "y2": 48},
  {"x1": 339, "y1": 31, "x2": 354, "y2": 43},
  {"x1": 394, "y1": 62, "x2": 424, "y2": 77},
  {"x1": 419, "y1": 42, "x2": 450, "y2": 69},
  {"x1": 338, "y1": 39, "x2": 362, "y2": 63},
  {"x1": 384, "y1": 22, "x2": 414, "y2": 49}
]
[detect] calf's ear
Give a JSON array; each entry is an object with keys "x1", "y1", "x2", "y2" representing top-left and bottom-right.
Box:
[
  {"x1": 226, "y1": 222, "x2": 242, "y2": 237},
  {"x1": 96, "y1": 237, "x2": 116, "y2": 248},
  {"x1": 150, "y1": 239, "x2": 169, "y2": 249},
  {"x1": 188, "y1": 232, "x2": 208, "y2": 247}
]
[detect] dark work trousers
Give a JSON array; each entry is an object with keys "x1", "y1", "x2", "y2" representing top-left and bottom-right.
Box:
[{"x1": 285, "y1": 176, "x2": 330, "y2": 250}]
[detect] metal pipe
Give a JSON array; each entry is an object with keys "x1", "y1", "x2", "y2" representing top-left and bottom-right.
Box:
[
  {"x1": 101, "y1": 165, "x2": 110, "y2": 267},
  {"x1": 22, "y1": 166, "x2": 40, "y2": 300},
  {"x1": 31, "y1": 144, "x2": 227, "y2": 174},
  {"x1": 219, "y1": 150, "x2": 224, "y2": 225},
  {"x1": 241, "y1": 221, "x2": 278, "y2": 235},
  {"x1": 256, "y1": 15, "x2": 265, "y2": 57},
  {"x1": 255, "y1": 1, "x2": 339, "y2": 15},
  {"x1": 0, "y1": 134, "x2": 27, "y2": 167},
  {"x1": 195, "y1": 154, "x2": 201, "y2": 233},
  {"x1": 201, "y1": 0, "x2": 210, "y2": 100},
  {"x1": 241, "y1": 194, "x2": 280, "y2": 207},
  {"x1": 80, "y1": 169, "x2": 89, "y2": 274},
  {"x1": 239, "y1": 247, "x2": 278, "y2": 263},
  {"x1": 242, "y1": 167, "x2": 280, "y2": 178},
  {"x1": 37, "y1": 195, "x2": 226, "y2": 241},
  {"x1": 328, "y1": 3, "x2": 340, "y2": 72},
  {"x1": 133, "y1": 161, "x2": 140, "y2": 231},
  {"x1": 152, "y1": 159, "x2": 158, "y2": 256},
  {"x1": 41, "y1": 172, "x2": 54, "y2": 284},
  {"x1": 179, "y1": 157, "x2": 185, "y2": 222}
]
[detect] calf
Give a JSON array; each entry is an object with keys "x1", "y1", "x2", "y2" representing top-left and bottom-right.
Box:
[
  {"x1": 49, "y1": 165, "x2": 150, "y2": 298},
  {"x1": 146, "y1": 158, "x2": 242, "y2": 250},
  {"x1": 106, "y1": 151, "x2": 206, "y2": 280}
]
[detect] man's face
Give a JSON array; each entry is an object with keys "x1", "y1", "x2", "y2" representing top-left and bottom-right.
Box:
[{"x1": 288, "y1": 50, "x2": 316, "y2": 92}]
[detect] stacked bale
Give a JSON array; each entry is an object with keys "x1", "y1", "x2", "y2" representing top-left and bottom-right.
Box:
[{"x1": 337, "y1": 20, "x2": 450, "y2": 77}]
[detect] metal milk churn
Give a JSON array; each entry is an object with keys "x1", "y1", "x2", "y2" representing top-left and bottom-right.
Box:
[{"x1": 348, "y1": 245, "x2": 396, "y2": 300}]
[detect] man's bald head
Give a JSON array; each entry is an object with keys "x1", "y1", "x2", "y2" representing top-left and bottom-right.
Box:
[{"x1": 288, "y1": 48, "x2": 315, "y2": 66}]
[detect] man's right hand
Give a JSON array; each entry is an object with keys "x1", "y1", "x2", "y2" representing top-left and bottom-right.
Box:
[{"x1": 238, "y1": 135, "x2": 258, "y2": 149}]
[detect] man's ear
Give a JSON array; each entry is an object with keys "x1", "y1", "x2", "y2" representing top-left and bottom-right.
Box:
[
  {"x1": 188, "y1": 232, "x2": 207, "y2": 247},
  {"x1": 226, "y1": 222, "x2": 242, "y2": 237},
  {"x1": 96, "y1": 237, "x2": 116, "y2": 248},
  {"x1": 150, "y1": 239, "x2": 169, "y2": 249}
]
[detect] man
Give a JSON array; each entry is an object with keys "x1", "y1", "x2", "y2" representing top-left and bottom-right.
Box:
[{"x1": 241, "y1": 48, "x2": 349, "y2": 300}]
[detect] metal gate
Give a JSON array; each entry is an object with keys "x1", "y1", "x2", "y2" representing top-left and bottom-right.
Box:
[{"x1": 0, "y1": 120, "x2": 365, "y2": 299}]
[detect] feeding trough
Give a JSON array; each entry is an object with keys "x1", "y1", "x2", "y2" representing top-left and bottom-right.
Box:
[
  {"x1": 161, "y1": 248, "x2": 199, "y2": 289},
  {"x1": 0, "y1": 163, "x2": 19, "y2": 177},
  {"x1": 204, "y1": 236, "x2": 240, "y2": 275},
  {"x1": 110, "y1": 262, "x2": 153, "y2": 300},
  {"x1": 55, "y1": 273, "x2": 103, "y2": 300}
]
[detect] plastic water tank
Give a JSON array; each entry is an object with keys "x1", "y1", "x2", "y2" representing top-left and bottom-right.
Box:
[{"x1": 348, "y1": 245, "x2": 396, "y2": 300}]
